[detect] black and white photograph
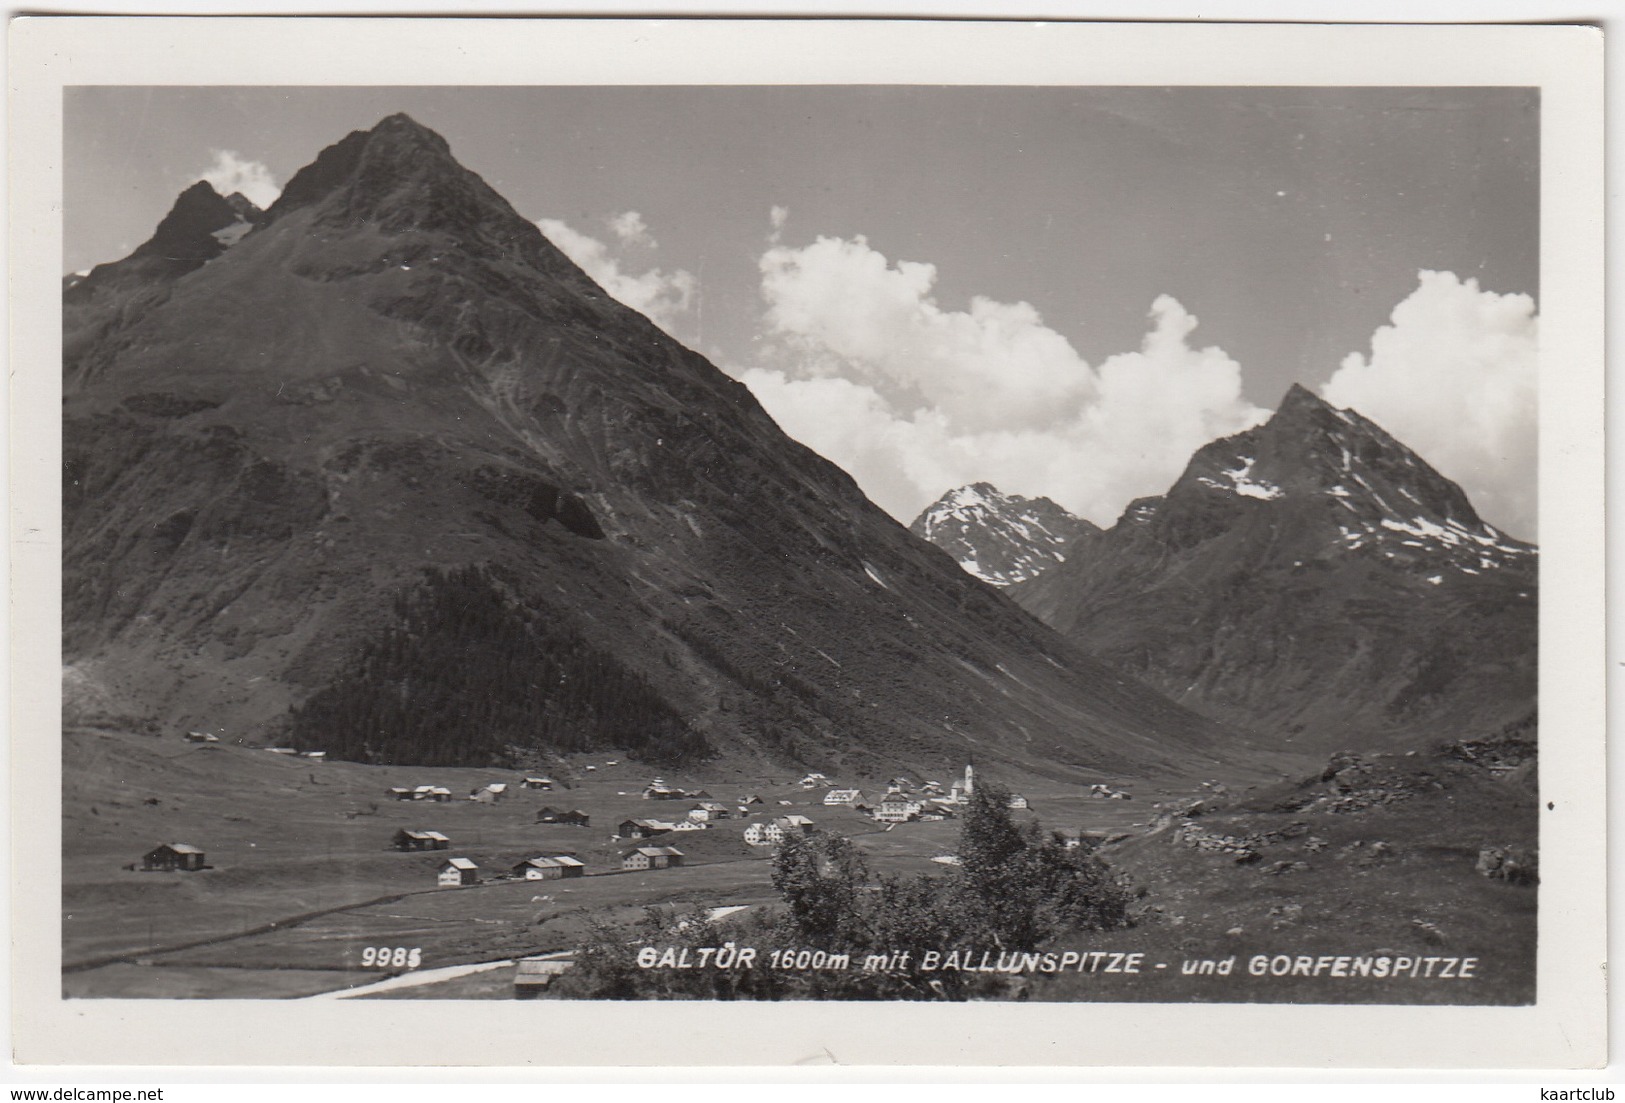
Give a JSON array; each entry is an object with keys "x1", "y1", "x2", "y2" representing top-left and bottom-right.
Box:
[{"x1": 10, "y1": 17, "x2": 1606, "y2": 1069}]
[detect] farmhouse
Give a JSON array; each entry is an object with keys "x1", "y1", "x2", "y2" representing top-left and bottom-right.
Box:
[
  {"x1": 1008, "y1": 794, "x2": 1030, "y2": 810},
  {"x1": 622, "y1": 846, "x2": 685, "y2": 871},
  {"x1": 618, "y1": 818, "x2": 676, "y2": 839},
  {"x1": 411, "y1": 785, "x2": 452, "y2": 802},
  {"x1": 142, "y1": 843, "x2": 206, "y2": 872},
  {"x1": 522, "y1": 777, "x2": 555, "y2": 790},
  {"x1": 642, "y1": 778, "x2": 685, "y2": 800},
  {"x1": 774, "y1": 814, "x2": 815, "y2": 836},
  {"x1": 687, "y1": 801, "x2": 731, "y2": 822},
  {"x1": 393, "y1": 829, "x2": 451, "y2": 852},
  {"x1": 875, "y1": 795, "x2": 922, "y2": 823},
  {"x1": 438, "y1": 857, "x2": 478, "y2": 887},
  {"x1": 672, "y1": 820, "x2": 707, "y2": 832},
  {"x1": 824, "y1": 789, "x2": 866, "y2": 806},
  {"x1": 387, "y1": 787, "x2": 414, "y2": 800},
  {"x1": 512, "y1": 855, "x2": 585, "y2": 880},
  {"x1": 471, "y1": 783, "x2": 508, "y2": 803},
  {"x1": 744, "y1": 822, "x2": 776, "y2": 846}
]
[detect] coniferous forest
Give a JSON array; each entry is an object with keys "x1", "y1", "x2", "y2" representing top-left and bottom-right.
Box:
[{"x1": 289, "y1": 565, "x2": 709, "y2": 767}]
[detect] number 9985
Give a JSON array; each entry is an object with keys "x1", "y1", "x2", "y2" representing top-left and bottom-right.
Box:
[{"x1": 359, "y1": 946, "x2": 422, "y2": 968}]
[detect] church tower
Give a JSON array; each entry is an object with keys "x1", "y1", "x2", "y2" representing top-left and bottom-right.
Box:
[{"x1": 964, "y1": 762, "x2": 974, "y2": 797}]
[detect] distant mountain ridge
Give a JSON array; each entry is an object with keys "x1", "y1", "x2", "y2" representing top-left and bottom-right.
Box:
[
  {"x1": 910, "y1": 483, "x2": 1098, "y2": 587},
  {"x1": 62, "y1": 113, "x2": 1238, "y2": 781},
  {"x1": 1010, "y1": 385, "x2": 1536, "y2": 753}
]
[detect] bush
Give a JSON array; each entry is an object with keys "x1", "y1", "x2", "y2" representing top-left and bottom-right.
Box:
[{"x1": 558, "y1": 781, "x2": 1132, "y2": 1000}]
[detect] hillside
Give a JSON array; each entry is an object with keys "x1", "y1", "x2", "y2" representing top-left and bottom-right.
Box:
[
  {"x1": 62, "y1": 113, "x2": 1240, "y2": 782},
  {"x1": 1011, "y1": 386, "x2": 1537, "y2": 753}
]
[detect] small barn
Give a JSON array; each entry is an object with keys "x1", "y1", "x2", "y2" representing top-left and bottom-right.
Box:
[
  {"x1": 183, "y1": 731, "x2": 219, "y2": 743},
  {"x1": 1008, "y1": 794, "x2": 1030, "y2": 810},
  {"x1": 471, "y1": 783, "x2": 508, "y2": 803},
  {"x1": 438, "y1": 857, "x2": 478, "y2": 887},
  {"x1": 142, "y1": 843, "x2": 206, "y2": 872},
  {"x1": 302, "y1": 751, "x2": 327, "y2": 763},
  {"x1": 393, "y1": 829, "x2": 451, "y2": 852},
  {"x1": 521, "y1": 777, "x2": 555, "y2": 791},
  {"x1": 387, "y1": 787, "x2": 414, "y2": 801},
  {"x1": 622, "y1": 846, "x2": 685, "y2": 871},
  {"x1": 618, "y1": 818, "x2": 675, "y2": 839},
  {"x1": 535, "y1": 807, "x2": 590, "y2": 826}
]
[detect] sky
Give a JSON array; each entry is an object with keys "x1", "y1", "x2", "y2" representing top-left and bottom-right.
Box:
[{"x1": 64, "y1": 85, "x2": 1540, "y2": 538}]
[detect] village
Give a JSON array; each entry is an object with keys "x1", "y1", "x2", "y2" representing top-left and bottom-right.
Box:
[
  {"x1": 143, "y1": 762, "x2": 1086, "y2": 890},
  {"x1": 63, "y1": 724, "x2": 1166, "y2": 1000}
]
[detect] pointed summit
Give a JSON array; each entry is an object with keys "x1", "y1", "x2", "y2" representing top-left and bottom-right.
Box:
[
  {"x1": 133, "y1": 180, "x2": 246, "y2": 264},
  {"x1": 264, "y1": 112, "x2": 589, "y2": 287},
  {"x1": 911, "y1": 483, "x2": 1098, "y2": 587}
]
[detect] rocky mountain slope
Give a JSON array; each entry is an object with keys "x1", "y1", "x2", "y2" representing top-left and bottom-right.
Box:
[
  {"x1": 63, "y1": 114, "x2": 1238, "y2": 780},
  {"x1": 1010, "y1": 385, "x2": 1536, "y2": 753},
  {"x1": 909, "y1": 483, "x2": 1099, "y2": 587}
]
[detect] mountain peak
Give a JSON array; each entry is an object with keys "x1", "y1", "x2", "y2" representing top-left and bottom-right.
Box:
[
  {"x1": 131, "y1": 180, "x2": 246, "y2": 263},
  {"x1": 267, "y1": 113, "x2": 470, "y2": 225},
  {"x1": 911, "y1": 483, "x2": 1099, "y2": 587}
]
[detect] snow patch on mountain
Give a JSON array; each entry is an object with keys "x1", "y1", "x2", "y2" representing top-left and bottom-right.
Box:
[{"x1": 910, "y1": 482, "x2": 1098, "y2": 587}]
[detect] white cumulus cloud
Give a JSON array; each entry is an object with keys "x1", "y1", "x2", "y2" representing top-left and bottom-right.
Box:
[
  {"x1": 607, "y1": 210, "x2": 653, "y2": 247},
  {"x1": 737, "y1": 234, "x2": 1266, "y2": 526},
  {"x1": 1321, "y1": 270, "x2": 1537, "y2": 539},
  {"x1": 537, "y1": 215, "x2": 697, "y2": 337},
  {"x1": 197, "y1": 150, "x2": 280, "y2": 209}
]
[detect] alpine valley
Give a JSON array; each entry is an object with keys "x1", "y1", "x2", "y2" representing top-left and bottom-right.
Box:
[{"x1": 58, "y1": 114, "x2": 1538, "y2": 1006}]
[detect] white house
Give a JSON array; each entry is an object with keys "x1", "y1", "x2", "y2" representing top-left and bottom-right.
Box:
[
  {"x1": 438, "y1": 857, "x2": 478, "y2": 887},
  {"x1": 875, "y1": 795, "x2": 922, "y2": 823},
  {"x1": 823, "y1": 789, "x2": 866, "y2": 806}
]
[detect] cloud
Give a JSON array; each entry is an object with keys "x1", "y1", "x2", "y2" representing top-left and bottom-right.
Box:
[
  {"x1": 607, "y1": 210, "x2": 653, "y2": 247},
  {"x1": 537, "y1": 215, "x2": 697, "y2": 337},
  {"x1": 737, "y1": 234, "x2": 1266, "y2": 526},
  {"x1": 1321, "y1": 270, "x2": 1538, "y2": 538},
  {"x1": 197, "y1": 150, "x2": 280, "y2": 209}
]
